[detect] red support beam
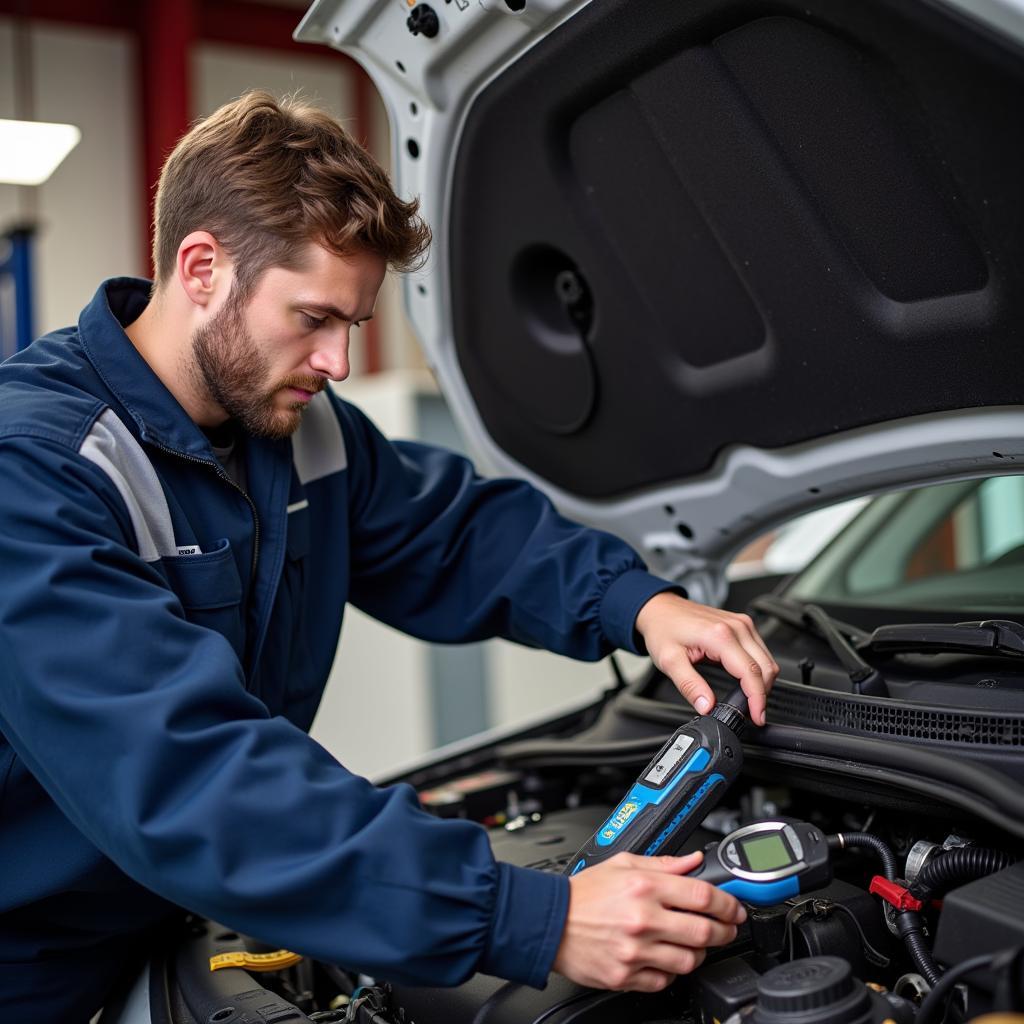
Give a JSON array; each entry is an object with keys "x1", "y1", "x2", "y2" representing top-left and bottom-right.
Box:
[
  {"x1": 137, "y1": 0, "x2": 196, "y2": 278},
  {"x1": 0, "y1": 0, "x2": 133, "y2": 31}
]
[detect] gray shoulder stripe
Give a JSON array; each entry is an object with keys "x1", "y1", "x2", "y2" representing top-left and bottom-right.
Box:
[
  {"x1": 80, "y1": 409, "x2": 176, "y2": 562},
  {"x1": 291, "y1": 390, "x2": 347, "y2": 485}
]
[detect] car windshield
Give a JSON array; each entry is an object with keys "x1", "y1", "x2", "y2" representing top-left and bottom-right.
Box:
[{"x1": 785, "y1": 474, "x2": 1024, "y2": 615}]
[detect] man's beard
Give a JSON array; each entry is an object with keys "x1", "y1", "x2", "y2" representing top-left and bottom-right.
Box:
[{"x1": 189, "y1": 292, "x2": 324, "y2": 440}]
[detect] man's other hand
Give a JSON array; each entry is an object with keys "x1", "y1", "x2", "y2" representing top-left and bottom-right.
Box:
[
  {"x1": 552, "y1": 851, "x2": 745, "y2": 992},
  {"x1": 634, "y1": 592, "x2": 778, "y2": 725}
]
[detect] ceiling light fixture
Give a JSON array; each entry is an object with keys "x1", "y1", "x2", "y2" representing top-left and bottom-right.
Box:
[{"x1": 0, "y1": 118, "x2": 81, "y2": 186}]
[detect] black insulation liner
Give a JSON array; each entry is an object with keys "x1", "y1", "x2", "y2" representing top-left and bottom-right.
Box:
[{"x1": 449, "y1": 0, "x2": 1024, "y2": 498}]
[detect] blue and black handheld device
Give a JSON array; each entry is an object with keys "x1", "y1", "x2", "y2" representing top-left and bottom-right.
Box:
[
  {"x1": 565, "y1": 688, "x2": 748, "y2": 876},
  {"x1": 690, "y1": 819, "x2": 832, "y2": 904}
]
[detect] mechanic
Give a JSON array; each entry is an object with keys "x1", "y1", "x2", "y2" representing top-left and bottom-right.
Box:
[{"x1": 0, "y1": 91, "x2": 777, "y2": 1020}]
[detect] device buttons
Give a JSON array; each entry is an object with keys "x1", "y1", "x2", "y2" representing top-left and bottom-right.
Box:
[{"x1": 784, "y1": 824, "x2": 804, "y2": 862}]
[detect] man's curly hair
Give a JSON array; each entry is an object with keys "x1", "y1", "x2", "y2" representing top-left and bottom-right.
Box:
[{"x1": 152, "y1": 90, "x2": 431, "y2": 293}]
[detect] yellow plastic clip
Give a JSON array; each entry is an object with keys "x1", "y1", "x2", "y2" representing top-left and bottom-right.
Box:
[{"x1": 209, "y1": 949, "x2": 304, "y2": 973}]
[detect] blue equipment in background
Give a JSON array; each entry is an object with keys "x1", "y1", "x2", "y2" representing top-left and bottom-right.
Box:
[{"x1": 0, "y1": 225, "x2": 36, "y2": 359}]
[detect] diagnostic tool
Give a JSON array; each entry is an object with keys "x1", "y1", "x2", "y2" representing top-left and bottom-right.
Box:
[
  {"x1": 565, "y1": 689, "x2": 748, "y2": 875},
  {"x1": 691, "y1": 819, "x2": 832, "y2": 905}
]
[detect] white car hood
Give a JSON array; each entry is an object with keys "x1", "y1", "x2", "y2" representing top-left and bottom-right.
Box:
[{"x1": 296, "y1": 0, "x2": 1024, "y2": 603}]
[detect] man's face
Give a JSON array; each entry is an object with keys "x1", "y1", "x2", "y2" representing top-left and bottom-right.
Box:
[{"x1": 189, "y1": 243, "x2": 386, "y2": 439}]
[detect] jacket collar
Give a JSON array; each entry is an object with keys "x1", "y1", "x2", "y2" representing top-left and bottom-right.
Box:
[{"x1": 78, "y1": 277, "x2": 219, "y2": 459}]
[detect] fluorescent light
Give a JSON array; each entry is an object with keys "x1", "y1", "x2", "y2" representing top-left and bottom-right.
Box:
[{"x1": 0, "y1": 119, "x2": 81, "y2": 186}]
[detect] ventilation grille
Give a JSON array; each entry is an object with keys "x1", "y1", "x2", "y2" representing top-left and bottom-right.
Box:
[{"x1": 767, "y1": 688, "x2": 1024, "y2": 746}]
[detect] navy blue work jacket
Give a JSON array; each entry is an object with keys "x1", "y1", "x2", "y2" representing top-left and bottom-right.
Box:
[{"x1": 0, "y1": 279, "x2": 676, "y2": 1020}]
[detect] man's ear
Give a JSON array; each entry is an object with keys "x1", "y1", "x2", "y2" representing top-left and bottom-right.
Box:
[{"x1": 176, "y1": 231, "x2": 232, "y2": 309}]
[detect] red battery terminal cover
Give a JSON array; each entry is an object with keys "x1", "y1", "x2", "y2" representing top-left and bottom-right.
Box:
[{"x1": 868, "y1": 875, "x2": 933, "y2": 912}]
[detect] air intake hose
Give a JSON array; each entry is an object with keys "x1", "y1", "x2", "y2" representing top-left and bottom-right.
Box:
[{"x1": 908, "y1": 847, "x2": 1016, "y2": 902}]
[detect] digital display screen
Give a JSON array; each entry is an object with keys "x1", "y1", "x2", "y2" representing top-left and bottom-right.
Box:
[
  {"x1": 643, "y1": 735, "x2": 694, "y2": 785},
  {"x1": 741, "y1": 834, "x2": 793, "y2": 872}
]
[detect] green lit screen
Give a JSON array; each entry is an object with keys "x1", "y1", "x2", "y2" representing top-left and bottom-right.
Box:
[{"x1": 741, "y1": 834, "x2": 792, "y2": 871}]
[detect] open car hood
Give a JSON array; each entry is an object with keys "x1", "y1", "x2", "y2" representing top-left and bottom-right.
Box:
[{"x1": 296, "y1": 0, "x2": 1024, "y2": 602}]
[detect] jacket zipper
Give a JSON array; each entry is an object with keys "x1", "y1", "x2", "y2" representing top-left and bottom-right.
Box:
[{"x1": 149, "y1": 442, "x2": 260, "y2": 584}]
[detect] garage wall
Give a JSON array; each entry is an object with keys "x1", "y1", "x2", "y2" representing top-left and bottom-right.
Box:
[
  {"x1": 194, "y1": 41, "x2": 353, "y2": 122},
  {"x1": 0, "y1": 19, "x2": 142, "y2": 335}
]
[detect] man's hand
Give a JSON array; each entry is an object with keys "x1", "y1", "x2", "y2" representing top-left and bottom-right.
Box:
[
  {"x1": 552, "y1": 851, "x2": 745, "y2": 992},
  {"x1": 635, "y1": 592, "x2": 778, "y2": 725}
]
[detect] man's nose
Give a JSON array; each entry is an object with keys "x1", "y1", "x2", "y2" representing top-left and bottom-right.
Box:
[{"x1": 308, "y1": 329, "x2": 350, "y2": 382}]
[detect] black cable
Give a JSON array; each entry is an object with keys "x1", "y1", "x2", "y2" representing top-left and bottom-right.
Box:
[
  {"x1": 895, "y1": 909, "x2": 942, "y2": 988},
  {"x1": 828, "y1": 901, "x2": 891, "y2": 967},
  {"x1": 782, "y1": 900, "x2": 816, "y2": 962},
  {"x1": 914, "y1": 952, "x2": 995, "y2": 1024},
  {"x1": 909, "y1": 847, "x2": 1017, "y2": 902},
  {"x1": 780, "y1": 898, "x2": 889, "y2": 968},
  {"x1": 832, "y1": 832, "x2": 899, "y2": 880},
  {"x1": 608, "y1": 654, "x2": 628, "y2": 693}
]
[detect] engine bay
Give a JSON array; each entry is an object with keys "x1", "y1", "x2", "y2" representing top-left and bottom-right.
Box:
[{"x1": 148, "y1": 670, "x2": 1024, "y2": 1024}]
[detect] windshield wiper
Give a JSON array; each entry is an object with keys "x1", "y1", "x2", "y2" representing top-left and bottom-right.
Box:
[
  {"x1": 749, "y1": 595, "x2": 887, "y2": 697},
  {"x1": 750, "y1": 594, "x2": 868, "y2": 642},
  {"x1": 864, "y1": 619, "x2": 1024, "y2": 659}
]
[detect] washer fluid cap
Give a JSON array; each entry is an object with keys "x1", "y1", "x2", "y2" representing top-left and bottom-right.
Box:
[{"x1": 751, "y1": 956, "x2": 873, "y2": 1024}]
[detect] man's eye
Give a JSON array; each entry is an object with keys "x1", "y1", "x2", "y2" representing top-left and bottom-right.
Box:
[{"x1": 302, "y1": 313, "x2": 327, "y2": 330}]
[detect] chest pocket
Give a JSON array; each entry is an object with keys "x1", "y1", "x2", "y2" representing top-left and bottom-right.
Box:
[{"x1": 159, "y1": 538, "x2": 245, "y2": 660}]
